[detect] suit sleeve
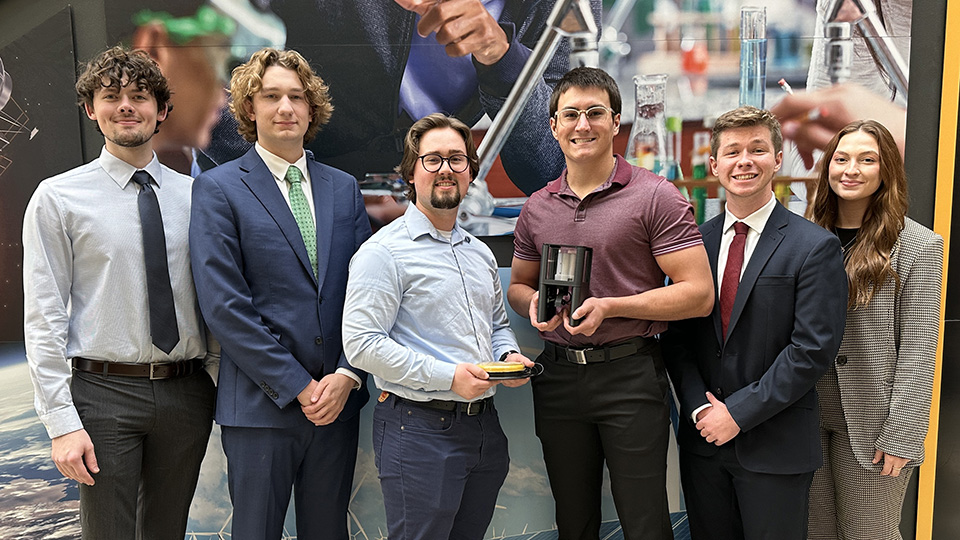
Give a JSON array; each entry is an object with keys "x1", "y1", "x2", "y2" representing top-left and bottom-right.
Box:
[
  {"x1": 661, "y1": 316, "x2": 712, "y2": 423},
  {"x1": 724, "y1": 233, "x2": 848, "y2": 432},
  {"x1": 876, "y1": 233, "x2": 943, "y2": 461},
  {"x1": 190, "y1": 172, "x2": 313, "y2": 408}
]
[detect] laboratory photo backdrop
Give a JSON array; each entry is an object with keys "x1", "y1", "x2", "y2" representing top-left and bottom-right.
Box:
[{"x1": 0, "y1": 0, "x2": 947, "y2": 539}]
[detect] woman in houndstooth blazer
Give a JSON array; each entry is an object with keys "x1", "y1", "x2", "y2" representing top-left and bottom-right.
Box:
[{"x1": 806, "y1": 120, "x2": 943, "y2": 540}]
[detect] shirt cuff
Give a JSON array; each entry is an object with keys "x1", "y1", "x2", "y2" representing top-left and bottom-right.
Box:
[
  {"x1": 336, "y1": 367, "x2": 362, "y2": 390},
  {"x1": 42, "y1": 405, "x2": 85, "y2": 440},
  {"x1": 691, "y1": 403, "x2": 712, "y2": 423}
]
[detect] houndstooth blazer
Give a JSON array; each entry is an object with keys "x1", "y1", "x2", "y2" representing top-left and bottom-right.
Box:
[{"x1": 833, "y1": 217, "x2": 943, "y2": 471}]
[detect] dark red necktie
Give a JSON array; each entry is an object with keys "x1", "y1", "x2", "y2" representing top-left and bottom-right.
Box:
[{"x1": 720, "y1": 221, "x2": 749, "y2": 340}]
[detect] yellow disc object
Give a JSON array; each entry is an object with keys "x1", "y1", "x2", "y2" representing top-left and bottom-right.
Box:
[{"x1": 477, "y1": 362, "x2": 526, "y2": 373}]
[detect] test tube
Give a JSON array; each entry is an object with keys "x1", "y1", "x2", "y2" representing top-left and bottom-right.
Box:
[{"x1": 739, "y1": 6, "x2": 767, "y2": 109}]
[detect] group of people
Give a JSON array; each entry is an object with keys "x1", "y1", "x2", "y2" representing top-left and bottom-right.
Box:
[{"x1": 22, "y1": 40, "x2": 940, "y2": 540}]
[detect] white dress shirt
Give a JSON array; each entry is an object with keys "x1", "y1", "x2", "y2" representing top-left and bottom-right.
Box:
[{"x1": 22, "y1": 147, "x2": 210, "y2": 438}]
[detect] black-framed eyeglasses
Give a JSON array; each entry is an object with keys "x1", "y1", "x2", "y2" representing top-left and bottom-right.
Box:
[
  {"x1": 554, "y1": 106, "x2": 614, "y2": 127},
  {"x1": 418, "y1": 153, "x2": 470, "y2": 173}
]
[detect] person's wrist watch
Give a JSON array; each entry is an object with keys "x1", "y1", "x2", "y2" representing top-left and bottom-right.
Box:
[{"x1": 498, "y1": 350, "x2": 520, "y2": 362}]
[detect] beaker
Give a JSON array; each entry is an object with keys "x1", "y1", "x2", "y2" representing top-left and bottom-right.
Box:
[{"x1": 626, "y1": 74, "x2": 668, "y2": 176}]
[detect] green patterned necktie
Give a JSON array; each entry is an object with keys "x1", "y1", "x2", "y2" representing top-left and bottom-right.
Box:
[{"x1": 285, "y1": 165, "x2": 317, "y2": 278}]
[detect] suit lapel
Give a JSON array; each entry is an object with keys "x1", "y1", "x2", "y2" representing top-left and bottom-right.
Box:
[
  {"x1": 308, "y1": 158, "x2": 333, "y2": 291},
  {"x1": 238, "y1": 148, "x2": 317, "y2": 286},
  {"x1": 700, "y1": 217, "x2": 724, "y2": 344},
  {"x1": 726, "y1": 202, "x2": 788, "y2": 337}
]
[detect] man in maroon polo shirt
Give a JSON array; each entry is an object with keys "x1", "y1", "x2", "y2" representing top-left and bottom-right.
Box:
[{"x1": 507, "y1": 67, "x2": 714, "y2": 540}]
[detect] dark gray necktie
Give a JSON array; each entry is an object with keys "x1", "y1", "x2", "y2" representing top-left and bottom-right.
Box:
[{"x1": 130, "y1": 170, "x2": 180, "y2": 354}]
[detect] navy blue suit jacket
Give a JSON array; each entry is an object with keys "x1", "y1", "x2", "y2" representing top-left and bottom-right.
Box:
[
  {"x1": 662, "y1": 202, "x2": 847, "y2": 474},
  {"x1": 190, "y1": 147, "x2": 371, "y2": 429}
]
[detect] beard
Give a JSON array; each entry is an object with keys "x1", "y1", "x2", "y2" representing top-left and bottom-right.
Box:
[
  {"x1": 430, "y1": 182, "x2": 463, "y2": 210},
  {"x1": 105, "y1": 129, "x2": 154, "y2": 148}
]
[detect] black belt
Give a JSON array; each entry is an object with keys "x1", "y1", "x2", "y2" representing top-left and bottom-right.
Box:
[
  {"x1": 72, "y1": 357, "x2": 203, "y2": 380},
  {"x1": 393, "y1": 394, "x2": 492, "y2": 416},
  {"x1": 545, "y1": 336, "x2": 656, "y2": 365}
]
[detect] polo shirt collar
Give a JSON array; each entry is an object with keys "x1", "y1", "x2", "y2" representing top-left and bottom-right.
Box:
[{"x1": 546, "y1": 154, "x2": 632, "y2": 197}]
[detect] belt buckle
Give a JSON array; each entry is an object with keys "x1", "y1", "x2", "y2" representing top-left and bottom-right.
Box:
[
  {"x1": 149, "y1": 363, "x2": 164, "y2": 380},
  {"x1": 464, "y1": 401, "x2": 483, "y2": 416},
  {"x1": 570, "y1": 348, "x2": 592, "y2": 365}
]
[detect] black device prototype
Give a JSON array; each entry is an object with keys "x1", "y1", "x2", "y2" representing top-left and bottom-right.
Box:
[{"x1": 537, "y1": 244, "x2": 592, "y2": 327}]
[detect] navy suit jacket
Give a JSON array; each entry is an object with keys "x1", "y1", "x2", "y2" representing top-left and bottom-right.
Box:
[
  {"x1": 190, "y1": 147, "x2": 371, "y2": 429},
  {"x1": 662, "y1": 202, "x2": 847, "y2": 474}
]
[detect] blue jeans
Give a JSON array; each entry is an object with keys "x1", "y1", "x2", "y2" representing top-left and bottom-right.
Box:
[{"x1": 373, "y1": 394, "x2": 510, "y2": 540}]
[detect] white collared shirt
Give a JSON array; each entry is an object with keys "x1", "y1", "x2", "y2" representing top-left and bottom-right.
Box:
[
  {"x1": 255, "y1": 142, "x2": 316, "y2": 224},
  {"x1": 717, "y1": 193, "x2": 778, "y2": 299}
]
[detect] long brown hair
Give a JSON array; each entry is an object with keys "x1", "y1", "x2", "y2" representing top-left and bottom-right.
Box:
[{"x1": 810, "y1": 120, "x2": 908, "y2": 308}]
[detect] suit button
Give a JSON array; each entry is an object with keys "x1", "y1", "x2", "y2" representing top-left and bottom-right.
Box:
[
  {"x1": 836, "y1": 355, "x2": 847, "y2": 366},
  {"x1": 715, "y1": 388, "x2": 723, "y2": 397},
  {"x1": 315, "y1": 337, "x2": 324, "y2": 345},
  {"x1": 318, "y1": 295, "x2": 323, "y2": 304}
]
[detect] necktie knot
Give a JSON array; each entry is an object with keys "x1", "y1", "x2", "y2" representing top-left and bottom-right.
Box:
[
  {"x1": 733, "y1": 221, "x2": 749, "y2": 236},
  {"x1": 285, "y1": 166, "x2": 303, "y2": 186},
  {"x1": 131, "y1": 170, "x2": 153, "y2": 188}
]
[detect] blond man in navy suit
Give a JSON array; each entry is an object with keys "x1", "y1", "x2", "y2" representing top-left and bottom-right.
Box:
[{"x1": 190, "y1": 48, "x2": 371, "y2": 540}]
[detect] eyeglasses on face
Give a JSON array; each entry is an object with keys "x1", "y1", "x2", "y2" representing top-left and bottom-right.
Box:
[
  {"x1": 418, "y1": 153, "x2": 470, "y2": 173},
  {"x1": 554, "y1": 106, "x2": 614, "y2": 127}
]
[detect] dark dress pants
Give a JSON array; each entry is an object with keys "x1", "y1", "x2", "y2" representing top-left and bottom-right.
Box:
[
  {"x1": 532, "y1": 340, "x2": 674, "y2": 540},
  {"x1": 372, "y1": 393, "x2": 510, "y2": 540},
  {"x1": 220, "y1": 413, "x2": 360, "y2": 540},
  {"x1": 679, "y1": 443, "x2": 814, "y2": 540},
  {"x1": 72, "y1": 369, "x2": 216, "y2": 540}
]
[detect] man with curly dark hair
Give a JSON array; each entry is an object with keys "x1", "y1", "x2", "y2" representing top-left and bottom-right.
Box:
[
  {"x1": 23, "y1": 45, "x2": 217, "y2": 539},
  {"x1": 189, "y1": 47, "x2": 371, "y2": 540}
]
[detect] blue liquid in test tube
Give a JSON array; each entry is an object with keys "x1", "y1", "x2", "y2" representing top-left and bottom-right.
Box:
[{"x1": 739, "y1": 7, "x2": 767, "y2": 109}]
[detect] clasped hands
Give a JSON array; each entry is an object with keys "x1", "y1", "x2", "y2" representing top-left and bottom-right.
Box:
[{"x1": 298, "y1": 373, "x2": 355, "y2": 426}]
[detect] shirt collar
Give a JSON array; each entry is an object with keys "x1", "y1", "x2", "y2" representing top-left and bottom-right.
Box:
[
  {"x1": 99, "y1": 146, "x2": 163, "y2": 190},
  {"x1": 546, "y1": 154, "x2": 632, "y2": 196},
  {"x1": 723, "y1": 192, "x2": 778, "y2": 235},
  {"x1": 403, "y1": 203, "x2": 467, "y2": 245},
  {"x1": 255, "y1": 142, "x2": 309, "y2": 183}
]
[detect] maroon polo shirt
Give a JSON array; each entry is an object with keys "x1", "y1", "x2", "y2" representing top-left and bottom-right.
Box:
[{"x1": 514, "y1": 155, "x2": 702, "y2": 347}]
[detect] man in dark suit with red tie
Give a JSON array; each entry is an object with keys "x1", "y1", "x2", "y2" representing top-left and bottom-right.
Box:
[{"x1": 662, "y1": 106, "x2": 847, "y2": 540}]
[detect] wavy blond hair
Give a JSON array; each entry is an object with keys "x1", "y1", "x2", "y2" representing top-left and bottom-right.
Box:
[
  {"x1": 229, "y1": 48, "x2": 332, "y2": 144},
  {"x1": 810, "y1": 120, "x2": 908, "y2": 308}
]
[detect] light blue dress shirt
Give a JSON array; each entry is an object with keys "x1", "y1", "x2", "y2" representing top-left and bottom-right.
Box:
[{"x1": 342, "y1": 204, "x2": 518, "y2": 402}]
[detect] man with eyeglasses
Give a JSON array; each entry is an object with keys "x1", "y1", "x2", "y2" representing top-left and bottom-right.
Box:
[
  {"x1": 343, "y1": 113, "x2": 534, "y2": 540},
  {"x1": 508, "y1": 67, "x2": 715, "y2": 540}
]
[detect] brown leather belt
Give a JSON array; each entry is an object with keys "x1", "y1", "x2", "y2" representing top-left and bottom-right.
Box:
[
  {"x1": 545, "y1": 336, "x2": 657, "y2": 365},
  {"x1": 71, "y1": 357, "x2": 203, "y2": 380}
]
